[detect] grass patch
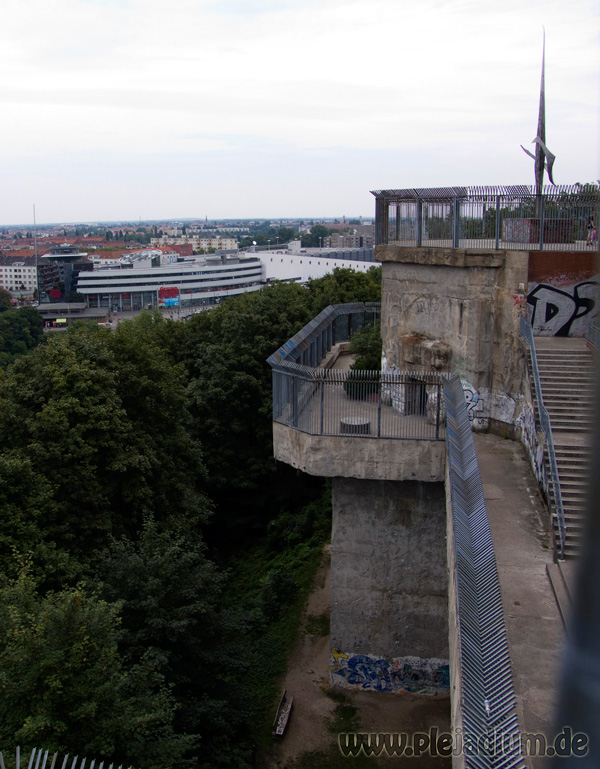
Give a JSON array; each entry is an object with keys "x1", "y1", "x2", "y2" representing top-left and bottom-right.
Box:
[
  {"x1": 324, "y1": 689, "x2": 361, "y2": 734},
  {"x1": 222, "y1": 488, "x2": 332, "y2": 757},
  {"x1": 305, "y1": 610, "x2": 330, "y2": 638}
]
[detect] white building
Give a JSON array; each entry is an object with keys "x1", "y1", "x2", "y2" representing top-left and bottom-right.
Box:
[
  {"x1": 150, "y1": 235, "x2": 238, "y2": 251},
  {"x1": 0, "y1": 256, "x2": 38, "y2": 296},
  {"x1": 258, "y1": 249, "x2": 377, "y2": 283},
  {"x1": 75, "y1": 254, "x2": 264, "y2": 311}
]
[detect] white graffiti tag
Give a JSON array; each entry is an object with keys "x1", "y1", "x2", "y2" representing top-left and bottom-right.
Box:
[{"x1": 527, "y1": 280, "x2": 598, "y2": 336}]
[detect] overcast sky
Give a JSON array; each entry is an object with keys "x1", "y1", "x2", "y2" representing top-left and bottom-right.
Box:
[{"x1": 1, "y1": 0, "x2": 599, "y2": 225}]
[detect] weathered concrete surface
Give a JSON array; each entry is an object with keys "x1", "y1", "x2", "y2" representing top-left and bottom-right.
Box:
[
  {"x1": 378, "y1": 246, "x2": 529, "y2": 431},
  {"x1": 474, "y1": 433, "x2": 564, "y2": 769},
  {"x1": 330, "y1": 477, "x2": 448, "y2": 660},
  {"x1": 273, "y1": 422, "x2": 446, "y2": 481}
]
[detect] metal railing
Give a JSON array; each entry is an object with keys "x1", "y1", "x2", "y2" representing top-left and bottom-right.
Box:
[
  {"x1": 519, "y1": 316, "x2": 566, "y2": 559},
  {"x1": 271, "y1": 364, "x2": 445, "y2": 440},
  {"x1": 373, "y1": 185, "x2": 600, "y2": 251},
  {"x1": 268, "y1": 303, "x2": 446, "y2": 441},
  {"x1": 586, "y1": 317, "x2": 600, "y2": 352},
  {"x1": 0, "y1": 748, "x2": 134, "y2": 769},
  {"x1": 444, "y1": 375, "x2": 525, "y2": 769},
  {"x1": 267, "y1": 302, "x2": 380, "y2": 369}
]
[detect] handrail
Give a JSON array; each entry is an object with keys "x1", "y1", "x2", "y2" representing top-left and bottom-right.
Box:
[
  {"x1": 586, "y1": 317, "x2": 600, "y2": 352},
  {"x1": 268, "y1": 303, "x2": 445, "y2": 442},
  {"x1": 519, "y1": 317, "x2": 566, "y2": 559}
]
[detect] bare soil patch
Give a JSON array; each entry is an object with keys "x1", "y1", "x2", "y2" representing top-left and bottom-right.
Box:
[{"x1": 261, "y1": 546, "x2": 451, "y2": 768}]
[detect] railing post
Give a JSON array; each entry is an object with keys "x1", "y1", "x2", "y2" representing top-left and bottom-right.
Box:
[
  {"x1": 291, "y1": 375, "x2": 298, "y2": 428},
  {"x1": 436, "y1": 380, "x2": 442, "y2": 439},
  {"x1": 416, "y1": 199, "x2": 423, "y2": 247},
  {"x1": 539, "y1": 194, "x2": 545, "y2": 251},
  {"x1": 495, "y1": 194, "x2": 501, "y2": 249},
  {"x1": 453, "y1": 197, "x2": 460, "y2": 248},
  {"x1": 320, "y1": 378, "x2": 325, "y2": 435},
  {"x1": 377, "y1": 374, "x2": 382, "y2": 437}
]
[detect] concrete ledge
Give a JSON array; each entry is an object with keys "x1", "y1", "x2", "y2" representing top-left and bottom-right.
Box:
[
  {"x1": 273, "y1": 422, "x2": 446, "y2": 481},
  {"x1": 376, "y1": 245, "x2": 506, "y2": 268}
]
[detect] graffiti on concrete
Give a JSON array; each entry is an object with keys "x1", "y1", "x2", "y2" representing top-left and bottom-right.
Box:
[
  {"x1": 330, "y1": 648, "x2": 449, "y2": 694},
  {"x1": 515, "y1": 400, "x2": 548, "y2": 494},
  {"x1": 460, "y1": 380, "x2": 487, "y2": 428},
  {"x1": 527, "y1": 280, "x2": 598, "y2": 336}
]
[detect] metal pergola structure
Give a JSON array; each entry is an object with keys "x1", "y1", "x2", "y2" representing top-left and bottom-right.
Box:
[{"x1": 371, "y1": 184, "x2": 600, "y2": 250}]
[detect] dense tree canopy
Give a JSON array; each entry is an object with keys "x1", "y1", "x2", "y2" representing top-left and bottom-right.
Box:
[
  {"x1": 0, "y1": 572, "x2": 188, "y2": 769},
  {"x1": 0, "y1": 306, "x2": 44, "y2": 367},
  {"x1": 0, "y1": 267, "x2": 382, "y2": 768}
]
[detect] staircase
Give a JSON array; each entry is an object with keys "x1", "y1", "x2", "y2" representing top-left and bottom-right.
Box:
[{"x1": 534, "y1": 339, "x2": 595, "y2": 560}]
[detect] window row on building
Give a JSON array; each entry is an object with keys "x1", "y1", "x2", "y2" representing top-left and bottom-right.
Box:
[{"x1": 75, "y1": 255, "x2": 265, "y2": 311}]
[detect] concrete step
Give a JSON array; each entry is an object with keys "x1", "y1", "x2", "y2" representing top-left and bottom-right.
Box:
[
  {"x1": 547, "y1": 405, "x2": 593, "y2": 414},
  {"x1": 531, "y1": 344, "x2": 595, "y2": 560}
]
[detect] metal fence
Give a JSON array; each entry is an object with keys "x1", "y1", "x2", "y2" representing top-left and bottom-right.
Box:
[
  {"x1": 519, "y1": 316, "x2": 566, "y2": 559},
  {"x1": 373, "y1": 185, "x2": 600, "y2": 251},
  {"x1": 268, "y1": 303, "x2": 446, "y2": 441},
  {"x1": 0, "y1": 748, "x2": 133, "y2": 769},
  {"x1": 271, "y1": 364, "x2": 445, "y2": 440},
  {"x1": 267, "y1": 302, "x2": 380, "y2": 369},
  {"x1": 444, "y1": 375, "x2": 525, "y2": 769}
]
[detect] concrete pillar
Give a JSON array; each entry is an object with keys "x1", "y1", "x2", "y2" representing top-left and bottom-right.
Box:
[{"x1": 329, "y1": 477, "x2": 450, "y2": 694}]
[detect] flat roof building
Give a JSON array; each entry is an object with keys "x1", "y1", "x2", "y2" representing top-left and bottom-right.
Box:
[{"x1": 75, "y1": 253, "x2": 265, "y2": 312}]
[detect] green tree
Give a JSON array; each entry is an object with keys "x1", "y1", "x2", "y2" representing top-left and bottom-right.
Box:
[
  {"x1": 305, "y1": 266, "x2": 381, "y2": 315},
  {"x1": 0, "y1": 288, "x2": 12, "y2": 311},
  {"x1": 276, "y1": 226, "x2": 297, "y2": 243},
  {"x1": 96, "y1": 517, "x2": 253, "y2": 768},
  {"x1": 0, "y1": 306, "x2": 44, "y2": 368},
  {"x1": 0, "y1": 571, "x2": 189, "y2": 769},
  {"x1": 301, "y1": 224, "x2": 332, "y2": 247},
  {"x1": 175, "y1": 281, "x2": 320, "y2": 536},
  {"x1": 348, "y1": 320, "x2": 382, "y2": 370},
  {"x1": 0, "y1": 318, "x2": 209, "y2": 561}
]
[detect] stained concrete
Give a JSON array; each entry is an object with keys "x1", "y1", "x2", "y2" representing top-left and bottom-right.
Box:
[
  {"x1": 473, "y1": 432, "x2": 565, "y2": 769},
  {"x1": 330, "y1": 477, "x2": 448, "y2": 660},
  {"x1": 378, "y1": 245, "x2": 529, "y2": 431}
]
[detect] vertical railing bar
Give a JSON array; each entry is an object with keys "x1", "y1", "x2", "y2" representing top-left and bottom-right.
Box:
[
  {"x1": 320, "y1": 377, "x2": 324, "y2": 435},
  {"x1": 495, "y1": 194, "x2": 501, "y2": 249},
  {"x1": 377, "y1": 373, "x2": 382, "y2": 437}
]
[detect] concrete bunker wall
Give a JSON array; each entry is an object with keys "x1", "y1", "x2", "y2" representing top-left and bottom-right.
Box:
[
  {"x1": 329, "y1": 477, "x2": 449, "y2": 694},
  {"x1": 377, "y1": 246, "x2": 529, "y2": 432}
]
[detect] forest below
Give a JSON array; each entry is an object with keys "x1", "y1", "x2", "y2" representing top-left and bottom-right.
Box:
[{"x1": 0, "y1": 267, "x2": 381, "y2": 769}]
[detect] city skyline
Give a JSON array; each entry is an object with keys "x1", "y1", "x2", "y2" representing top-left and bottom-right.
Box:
[{"x1": 1, "y1": 0, "x2": 598, "y2": 226}]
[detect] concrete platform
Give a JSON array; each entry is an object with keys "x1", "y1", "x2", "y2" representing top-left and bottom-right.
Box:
[
  {"x1": 473, "y1": 432, "x2": 565, "y2": 769},
  {"x1": 534, "y1": 336, "x2": 590, "y2": 351}
]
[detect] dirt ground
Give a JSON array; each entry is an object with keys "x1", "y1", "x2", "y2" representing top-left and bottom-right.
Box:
[{"x1": 262, "y1": 546, "x2": 451, "y2": 768}]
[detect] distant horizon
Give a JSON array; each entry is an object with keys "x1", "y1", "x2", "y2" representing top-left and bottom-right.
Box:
[{"x1": 0, "y1": 215, "x2": 375, "y2": 229}]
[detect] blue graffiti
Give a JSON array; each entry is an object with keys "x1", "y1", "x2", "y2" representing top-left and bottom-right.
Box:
[{"x1": 331, "y1": 652, "x2": 449, "y2": 693}]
